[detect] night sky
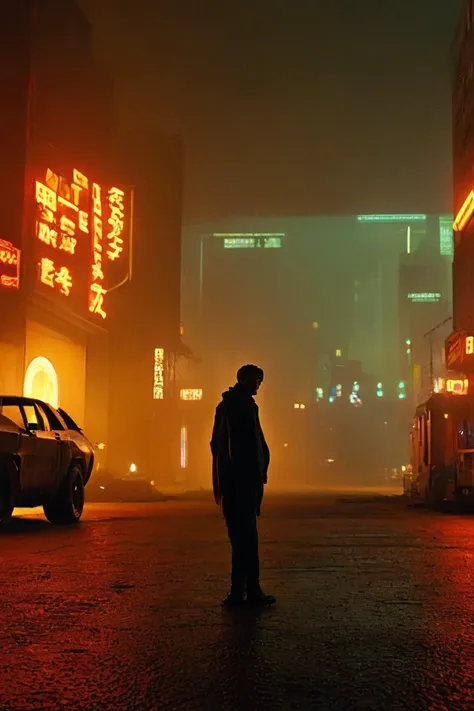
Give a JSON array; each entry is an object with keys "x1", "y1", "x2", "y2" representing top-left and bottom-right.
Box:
[{"x1": 79, "y1": 0, "x2": 461, "y2": 222}]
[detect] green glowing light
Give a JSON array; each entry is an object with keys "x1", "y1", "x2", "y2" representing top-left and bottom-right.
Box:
[
  {"x1": 407, "y1": 292, "x2": 441, "y2": 303},
  {"x1": 357, "y1": 214, "x2": 427, "y2": 223}
]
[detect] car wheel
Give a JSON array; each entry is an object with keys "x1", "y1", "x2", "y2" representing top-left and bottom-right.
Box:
[
  {"x1": 43, "y1": 464, "x2": 85, "y2": 525},
  {"x1": 0, "y1": 471, "x2": 13, "y2": 525}
]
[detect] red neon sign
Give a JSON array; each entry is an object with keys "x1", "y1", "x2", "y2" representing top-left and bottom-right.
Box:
[
  {"x1": 35, "y1": 168, "x2": 129, "y2": 319},
  {"x1": 0, "y1": 239, "x2": 20, "y2": 289}
]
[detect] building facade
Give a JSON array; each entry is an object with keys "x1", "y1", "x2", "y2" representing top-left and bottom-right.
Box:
[
  {"x1": 0, "y1": 0, "x2": 119, "y2": 453},
  {"x1": 0, "y1": 1, "x2": 184, "y2": 485},
  {"x1": 453, "y1": 0, "x2": 474, "y2": 331}
]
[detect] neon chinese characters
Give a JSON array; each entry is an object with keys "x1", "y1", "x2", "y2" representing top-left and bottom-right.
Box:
[
  {"x1": 35, "y1": 168, "x2": 129, "y2": 319},
  {"x1": 153, "y1": 348, "x2": 164, "y2": 400},
  {"x1": 0, "y1": 239, "x2": 20, "y2": 289}
]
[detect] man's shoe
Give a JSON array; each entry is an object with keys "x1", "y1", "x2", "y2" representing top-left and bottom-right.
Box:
[
  {"x1": 246, "y1": 591, "x2": 276, "y2": 606},
  {"x1": 222, "y1": 592, "x2": 245, "y2": 608}
]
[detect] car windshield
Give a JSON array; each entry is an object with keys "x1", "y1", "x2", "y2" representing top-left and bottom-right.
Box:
[{"x1": 57, "y1": 408, "x2": 82, "y2": 432}]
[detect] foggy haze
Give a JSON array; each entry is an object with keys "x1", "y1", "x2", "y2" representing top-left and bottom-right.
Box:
[
  {"x1": 80, "y1": 0, "x2": 460, "y2": 222},
  {"x1": 76, "y1": 0, "x2": 461, "y2": 491}
]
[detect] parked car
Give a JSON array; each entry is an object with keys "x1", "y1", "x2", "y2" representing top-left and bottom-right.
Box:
[{"x1": 0, "y1": 396, "x2": 94, "y2": 525}]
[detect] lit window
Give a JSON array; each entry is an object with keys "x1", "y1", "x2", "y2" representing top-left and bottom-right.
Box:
[{"x1": 180, "y1": 389, "x2": 203, "y2": 401}]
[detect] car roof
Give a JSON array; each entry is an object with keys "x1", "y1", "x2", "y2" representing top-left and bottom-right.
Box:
[
  {"x1": 0, "y1": 395, "x2": 52, "y2": 407},
  {"x1": 0, "y1": 396, "x2": 65, "y2": 418}
]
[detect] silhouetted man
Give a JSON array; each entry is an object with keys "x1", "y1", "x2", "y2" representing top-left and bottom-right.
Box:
[{"x1": 211, "y1": 364, "x2": 276, "y2": 607}]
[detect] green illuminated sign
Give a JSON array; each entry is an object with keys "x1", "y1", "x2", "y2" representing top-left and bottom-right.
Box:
[
  {"x1": 407, "y1": 292, "x2": 441, "y2": 303},
  {"x1": 357, "y1": 214, "x2": 427, "y2": 223},
  {"x1": 222, "y1": 234, "x2": 283, "y2": 249},
  {"x1": 439, "y1": 215, "x2": 454, "y2": 257}
]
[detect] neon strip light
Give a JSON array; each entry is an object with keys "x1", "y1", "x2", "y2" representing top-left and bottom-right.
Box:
[
  {"x1": 453, "y1": 190, "x2": 474, "y2": 232},
  {"x1": 357, "y1": 214, "x2": 426, "y2": 223},
  {"x1": 213, "y1": 232, "x2": 285, "y2": 237}
]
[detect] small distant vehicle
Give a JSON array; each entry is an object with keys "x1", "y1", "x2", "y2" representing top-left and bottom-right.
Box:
[
  {"x1": 404, "y1": 392, "x2": 474, "y2": 507},
  {"x1": 0, "y1": 396, "x2": 94, "y2": 525}
]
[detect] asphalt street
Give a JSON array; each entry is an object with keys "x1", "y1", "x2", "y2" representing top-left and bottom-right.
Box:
[{"x1": 1, "y1": 492, "x2": 474, "y2": 710}]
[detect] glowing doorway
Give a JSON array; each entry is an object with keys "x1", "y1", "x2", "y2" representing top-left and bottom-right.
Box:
[{"x1": 24, "y1": 357, "x2": 59, "y2": 408}]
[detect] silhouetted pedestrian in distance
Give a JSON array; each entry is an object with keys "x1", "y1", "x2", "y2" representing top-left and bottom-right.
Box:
[{"x1": 211, "y1": 364, "x2": 276, "y2": 607}]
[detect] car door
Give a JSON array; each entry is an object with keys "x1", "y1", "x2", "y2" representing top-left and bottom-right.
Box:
[
  {"x1": 21, "y1": 402, "x2": 59, "y2": 493},
  {"x1": 0, "y1": 400, "x2": 40, "y2": 496},
  {"x1": 57, "y1": 407, "x2": 93, "y2": 478},
  {"x1": 37, "y1": 403, "x2": 71, "y2": 488}
]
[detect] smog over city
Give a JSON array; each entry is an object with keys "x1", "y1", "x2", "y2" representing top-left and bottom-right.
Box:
[
  {"x1": 74, "y1": 0, "x2": 461, "y2": 490},
  {"x1": 2, "y1": 1, "x2": 474, "y2": 709}
]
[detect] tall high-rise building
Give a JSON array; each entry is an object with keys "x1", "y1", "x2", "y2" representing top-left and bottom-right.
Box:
[
  {"x1": 182, "y1": 214, "x2": 452, "y2": 405},
  {"x1": 452, "y1": 0, "x2": 474, "y2": 330}
]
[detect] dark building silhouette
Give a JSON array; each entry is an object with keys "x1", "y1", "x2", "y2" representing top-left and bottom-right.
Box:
[
  {"x1": 453, "y1": 0, "x2": 474, "y2": 330},
  {"x1": 107, "y1": 131, "x2": 184, "y2": 482}
]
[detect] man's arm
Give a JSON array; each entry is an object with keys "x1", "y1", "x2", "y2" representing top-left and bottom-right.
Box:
[
  {"x1": 259, "y1": 418, "x2": 270, "y2": 484},
  {"x1": 211, "y1": 404, "x2": 224, "y2": 504},
  {"x1": 210, "y1": 405, "x2": 222, "y2": 454}
]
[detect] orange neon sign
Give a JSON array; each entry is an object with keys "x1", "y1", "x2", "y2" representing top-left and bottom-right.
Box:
[
  {"x1": 0, "y1": 239, "x2": 20, "y2": 289},
  {"x1": 446, "y1": 378, "x2": 469, "y2": 395},
  {"x1": 35, "y1": 168, "x2": 129, "y2": 319},
  {"x1": 466, "y1": 336, "x2": 474, "y2": 355},
  {"x1": 107, "y1": 188, "x2": 125, "y2": 261},
  {"x1": 453, "y1": 190, "x2": 474, "y2": 232}
]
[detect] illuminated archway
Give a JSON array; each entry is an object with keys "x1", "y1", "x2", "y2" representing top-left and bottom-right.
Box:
[{"x1": 24, "y1": 357, "x2": 59, "y2": 408}]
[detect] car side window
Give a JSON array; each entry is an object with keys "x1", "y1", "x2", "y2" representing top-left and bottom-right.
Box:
[
  {"x1": 22, "y1": 404, "x2": 44, "y2": 431},
  {"x1": 35, "y1": 404, "x2": 53, "y2": 431},
  {"x1": 41, "y1": 405, "x2": 65, "y2": 431},
  {"x1": 1, "y1": 405, "x2": 25, "y2": 430}
]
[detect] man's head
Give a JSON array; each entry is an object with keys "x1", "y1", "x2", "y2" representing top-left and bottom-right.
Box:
[{"x1": 236, "y1": 364, "x2": 264, "y2": 396}]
